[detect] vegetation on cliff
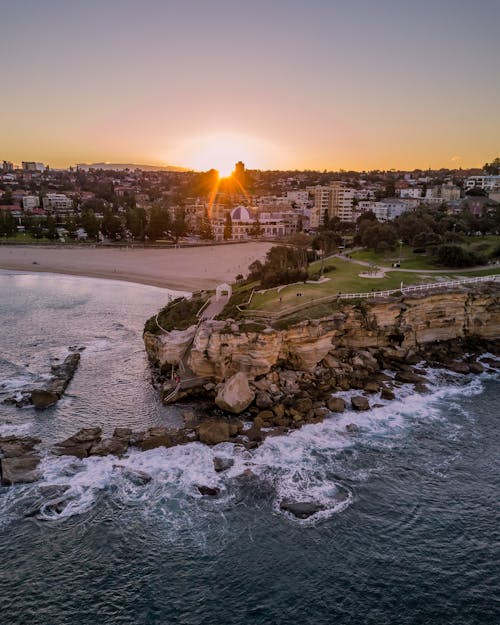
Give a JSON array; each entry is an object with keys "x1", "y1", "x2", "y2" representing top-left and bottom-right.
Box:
[{"x1": 144, "y1": 293, "x2": 209, "y2": 335}]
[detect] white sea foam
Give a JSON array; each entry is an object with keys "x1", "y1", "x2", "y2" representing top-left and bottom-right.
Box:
[{"x1": 1, "y1": 365, "x2": 497, "y2": 527}]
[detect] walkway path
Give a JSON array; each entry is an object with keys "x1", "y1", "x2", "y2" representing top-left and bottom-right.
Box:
[{"x1": 198, "y1": 295, "x2": 229, "y2": 320}]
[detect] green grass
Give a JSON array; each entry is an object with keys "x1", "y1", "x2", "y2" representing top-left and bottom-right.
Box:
[
  {"x1": 464, "y1": 235, "x2": 500, "y2": 256},
  {"x1": 350, "y1": 245, "x2": 437, "y2": 270},
  {"x1": 246, "y1": 256, "x2": 500, "y2": 313},
  {"x1": 350, "y1": 235, "x2": 500, "y2": 270},
  {"x1": 144, "y1": 294, "x2": 209, "y2": 334},
  {"x1": 0, "y1": 233, "x2": 55, "y2": 244}
]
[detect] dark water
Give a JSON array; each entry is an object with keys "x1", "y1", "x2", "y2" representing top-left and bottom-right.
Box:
[{"x1": 0, "y1": 271, "x2": 499, "y2": 625}]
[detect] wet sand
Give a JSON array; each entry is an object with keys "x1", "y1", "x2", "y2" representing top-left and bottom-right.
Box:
[{"x1": 0, "y1": 243, "x2": 273, "y2": 292}]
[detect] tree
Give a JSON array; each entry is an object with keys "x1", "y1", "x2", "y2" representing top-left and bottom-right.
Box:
[
  {"x1": 483, "y1": 157, "x2": 500, "y2": 175},
  {"x1": 0, "y1": 188, "x2": 13, "y2": 205},
  {"x1": 252, "y1": 245, "x2": 309, "y2": 288},
  {"x1": 80, "y1": 210, "x2": 100, "y2": 241},
  {"x1": 435, "y1": 244, "x2": 486, "y2": 268},
  {"x1": 199, "y1": 209, "x2": 214, "y2": 240},
  {"x1": 249, "y1": 215, "x2": 263, "y2": 237},
  {"x1": 146, "y1": 205, "x2": 170, "y2": 241},
  {"x1": 101, "y1": 209, "x2": 123, "y2": 240},
  {"x1": 223, "y1": 212, "x2": 233, "y2": 240},
  {"x1": 171, "y1": 209, "x2": 188, "y2": 242},
  {"x1": 45, "y1": 215, "x2": 58, "y2": 240},
  {"x1": 126, "y1": 207, "x2": 147, "y2": 240},
  {"x1": 287, "y1": 232, "x2": 312, "y2": 271},
  {"x1": 312, "y1": 230, "x2": 341, "y2": 273},
  {"x1": 0, "y1": 210, "x2": 17, "y2": 237}
]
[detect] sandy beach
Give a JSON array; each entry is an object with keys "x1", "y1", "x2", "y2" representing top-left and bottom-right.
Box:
[{"x1": 0, "y1": 243, "x2": 273, "y2": 292}]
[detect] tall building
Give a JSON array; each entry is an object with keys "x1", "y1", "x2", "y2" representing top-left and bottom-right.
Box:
[
  {"x1": 309, "y1": 182, "x2": 354, "y2": 227},
  {"x1": 22, "y1": 161, "x2": 45, "y2": 172},
  {"x1": 234, "y1": 161, "x2": 245, "y2": 178},
  {"x1": 2, "y1": 161, "x2": 13, "y2": 171}
]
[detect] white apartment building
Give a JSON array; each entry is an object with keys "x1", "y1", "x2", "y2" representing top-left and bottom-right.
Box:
[
  {"x1": 286, "y1": 190, "x2": 310, "y2": 209},
  {"x1": 42, "y1": 193, "x2": 73, "y2": 212},
  {"x1": 465, "y1": 175, "x2": 500, "y2": 192},
  {"x1": 22, "y1": 195, "x2": 40, "y2": 210},
  {"x1": 400, "y1": 187, "x2": 423, "y2": 199},
  {"x1": 371, "y1": 199, "x2": 415, "y2": 221}
]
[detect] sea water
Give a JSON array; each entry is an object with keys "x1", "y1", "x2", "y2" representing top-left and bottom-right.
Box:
[{"x1": 0, "y1": 270, "x2": 498, "y2": 625}]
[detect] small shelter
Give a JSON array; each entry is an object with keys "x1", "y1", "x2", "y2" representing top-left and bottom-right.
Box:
[{"x1": 216, "y1": 283, "x2": 232, "y2": 301}]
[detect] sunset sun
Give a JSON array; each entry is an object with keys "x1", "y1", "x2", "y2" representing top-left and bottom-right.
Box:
[{"x1": 165, "y1": 132, "x2": 286, "y2": 174}]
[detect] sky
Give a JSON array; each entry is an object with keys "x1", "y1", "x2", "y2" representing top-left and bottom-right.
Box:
[{"x1": 1, "y1": 0, "x2": 499, "y2": 171}]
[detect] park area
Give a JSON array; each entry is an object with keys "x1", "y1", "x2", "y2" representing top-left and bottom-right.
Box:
[{"x1": 237, "y1": 250, "x2": 500, "y2": 317}]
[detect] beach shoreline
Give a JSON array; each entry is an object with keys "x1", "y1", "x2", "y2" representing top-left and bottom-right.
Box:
[{"x1": 0, "y1": 242, "x2": 273, "y2": 292}]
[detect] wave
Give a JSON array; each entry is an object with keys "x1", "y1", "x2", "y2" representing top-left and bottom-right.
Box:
[{"x1": 0, "y1": 366, "x2": 497, "y2": 530}]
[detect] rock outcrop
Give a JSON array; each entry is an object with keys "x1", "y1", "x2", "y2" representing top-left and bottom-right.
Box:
[
  {"x1": 5, "y1": 351, "x2": 81, "y2": 409},
  {"x1": 144, "y1": 284, "x2": 500, "y2": 383},
  {"x1": 0, "y1": 436, "x2": 41, "y2": 485},
  {"x1": 215, "y1": 372, "x2": 255, "y2": 414}
]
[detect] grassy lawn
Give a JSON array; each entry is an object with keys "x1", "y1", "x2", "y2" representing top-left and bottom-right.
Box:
[
  {"x1": 1, "y1": 233, "x2": 55, "y2": 244},
  {"x1": 247, "y1": 256, "x2": 500, "y2": 313},
  {"x1": 350, "y1": 245, "x2": 437, "y2": 270},
  {"x1": 464, "y1": 235, "x2": 500, "y2": 255},
  {"x1": 350, "y1": 235, "x2": 500, "y2": 270}
]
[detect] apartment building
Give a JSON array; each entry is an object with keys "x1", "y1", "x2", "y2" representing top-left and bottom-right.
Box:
[
  {"x1": 465, "y1": 175, "x2": 500, "y2": 192},
  {"x1": 42, "y1": 193, "x2": 73, "y2": 213},
  {"x1": 22, "y1": 195, "x2": 40, "y2": 210}
]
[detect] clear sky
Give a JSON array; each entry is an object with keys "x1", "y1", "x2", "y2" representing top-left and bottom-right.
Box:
[{"x1": 1, "y1": 0, "x2": 499, "y2": 171}]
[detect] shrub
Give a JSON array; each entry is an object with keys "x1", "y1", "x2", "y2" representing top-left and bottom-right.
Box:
[
  {"x1": 261, "y1": 268, "x2": 308, "y2": 289},
  {"x1": 144, "y1": 295, "x2": 208, "y2": 335},
  {"x1": 491, "y1": 243, "x2": 500, "y2": 258},
  {"x1": 435, "y1": 244, "x2": 487, "y2": 268}
]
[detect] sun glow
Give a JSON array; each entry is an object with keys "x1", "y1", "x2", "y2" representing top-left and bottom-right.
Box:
[{"x1": 165, "y1": 132, "x2": 286, "y2": 174}]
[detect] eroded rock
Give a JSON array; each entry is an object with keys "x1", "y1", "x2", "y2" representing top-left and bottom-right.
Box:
[
  {"x1": 197, "y1": 421, "x2": 231, "y2": 445},
  {"x1": 215, "y1": 372, "x2": 255, "y2": 414}
]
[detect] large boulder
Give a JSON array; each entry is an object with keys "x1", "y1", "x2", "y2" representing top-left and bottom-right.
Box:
[
  {"x1": 53, "y1": 427, "x2": 102, "y2": 458},
  {"x1": 213, "y1": 456, "x2": 234, "y2": 473},
  {"x1": 215, "y1": 372, "x2": 255, "y2": 414},
  {"x1": 31, "y1": 389, "x2": 59, "y2": 409},
  {"x1": 1, "y1": 456, "x2": 41, "y2": 485},
  {"x1": 89, "y1": 438, "x2": 128, "y2": 457},
  {"x1": 326, "y1": 397, "x2": 346, "y2": 413},
  {"x1": 197, "y1": 421, "x2": 231, "y2": 445},
  {"x1": 280, "y1": 500, "x2": 324, "y2": 519},
  {"x1": 0, "y1": 436, "x2": 40, "y2": 458},
  {"x1": 395, "y1": 370, "x2": 426, "y2": 384},
  {"x1": 351, "y1": 396, "x2": 370, "y2": 411}
]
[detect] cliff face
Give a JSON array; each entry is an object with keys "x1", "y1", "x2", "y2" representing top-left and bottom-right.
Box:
[{"x1": 144, "y1": 286, "x2": 500, "y2": 381}]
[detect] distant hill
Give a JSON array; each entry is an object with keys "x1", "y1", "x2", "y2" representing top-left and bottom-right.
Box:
[{"x1": 76, "y1": 162, "x2": 188, "y2": 172}]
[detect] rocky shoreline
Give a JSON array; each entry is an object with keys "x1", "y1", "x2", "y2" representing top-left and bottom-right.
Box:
[
  {"x1": 2, "y1": 339, "x2": 498, "y2": 492},
  {"x1": 3, "y1": 350, "x2": 82, "y2": 409}
]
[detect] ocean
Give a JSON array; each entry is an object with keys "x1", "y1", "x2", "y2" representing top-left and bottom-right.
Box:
[{"x1": 0, "y1": 270, "x2": 498, "y2": 625}]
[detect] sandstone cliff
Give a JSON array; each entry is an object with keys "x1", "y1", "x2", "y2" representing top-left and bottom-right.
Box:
[{"x1": 144, "y1": 285, "x2": 500, "y2": 382}]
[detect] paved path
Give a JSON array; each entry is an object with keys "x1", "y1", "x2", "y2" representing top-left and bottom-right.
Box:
[{"x1": 199, "y1": 295, "x2": 229, "y2": 320}]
